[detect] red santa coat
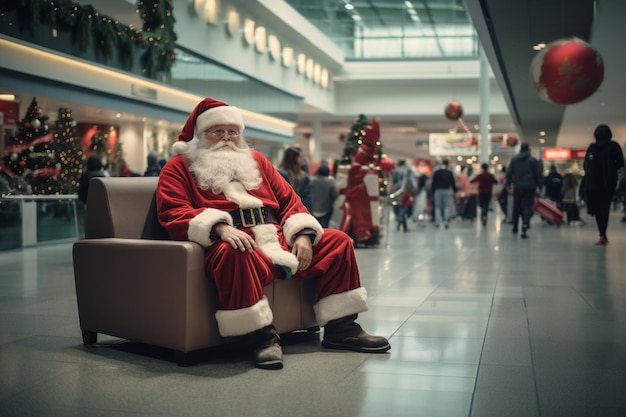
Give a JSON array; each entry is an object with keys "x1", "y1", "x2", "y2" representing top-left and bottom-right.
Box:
[{"x1": 156, "y1": 151, "x2": 368, "y2": 337}]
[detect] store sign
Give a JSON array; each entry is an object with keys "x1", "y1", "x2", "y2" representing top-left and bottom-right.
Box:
[
  {"x1": 543, "y1": 148, "x2": 571, "y2": 160},
  {"x1": 131, "y1": 84, "x2": 157, "y2": 100},
  {"x1": 571, "y1": 149, "x2": 587, "y2": 159}
]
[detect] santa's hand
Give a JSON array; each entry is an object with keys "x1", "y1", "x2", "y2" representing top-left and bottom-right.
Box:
[
  {"x1": 215, "y1": 224, "x2": 257, "y2": 252},
  {"x1": 292, "y1": 235, "x2": 313, "y2": 270}
]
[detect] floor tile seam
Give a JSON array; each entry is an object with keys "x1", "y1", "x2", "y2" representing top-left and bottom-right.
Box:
[
  {"x1": 467, "y1": 268, "x2": 533, "y2": 417},
  {"x1": 520, "y1": 291, "x2": 543, "y2": 417},
  {"x1": 384, "y1": 281, "x2": 441, "y2": 340}
]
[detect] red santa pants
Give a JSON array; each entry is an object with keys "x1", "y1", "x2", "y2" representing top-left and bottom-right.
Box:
[{"x1": 204, "y1": 228, "x2": 361, "y2": 311}]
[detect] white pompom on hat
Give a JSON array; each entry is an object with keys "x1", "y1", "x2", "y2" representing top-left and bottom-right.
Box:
[{"x1": 173, "y1": 98, "x2": 245, "y2": 154}]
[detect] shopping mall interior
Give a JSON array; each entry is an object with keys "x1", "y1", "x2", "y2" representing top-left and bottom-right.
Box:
[{"x1": 1, "y1": 1, "x2": 626, "y2": 416}]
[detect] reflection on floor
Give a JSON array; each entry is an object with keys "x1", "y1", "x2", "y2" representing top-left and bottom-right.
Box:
[{"x1": 1, "y1": 210, "x2": 626, "y2": 417}]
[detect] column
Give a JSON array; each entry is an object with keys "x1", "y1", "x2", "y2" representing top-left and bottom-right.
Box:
[
  {"x1": 310, "y1": 120, "x2": 322, "y2": 164},
  {"x1": 479, "y1": 45, "x2": 490, "y2": 164}
]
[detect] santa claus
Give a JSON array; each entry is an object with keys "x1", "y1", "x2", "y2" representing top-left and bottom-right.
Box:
[{"x1": 157, "y1": 98, "x2": 390, "y2": 369}]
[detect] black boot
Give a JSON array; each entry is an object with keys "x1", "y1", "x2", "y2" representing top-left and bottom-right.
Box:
[
  {"x1": 322, "y1": 314, "x2": 390, "y2": 353},
  {"x1": 251, "y1": 325, "x2": 283, "y2": 370}
]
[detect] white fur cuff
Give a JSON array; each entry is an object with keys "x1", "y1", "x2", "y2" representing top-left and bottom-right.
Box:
[
  {"x1": 283, "y1": 212, "x2": 324, "y2": 246},
  {"x1": 313, "y1": 287, "x2": 368, "y2": 327},
  {"x1": 188, "y1": 208, "x2": 233, "y2": 247},
  {"x1": 215, "y1": 296, "x2": 273, "y2": 337}
]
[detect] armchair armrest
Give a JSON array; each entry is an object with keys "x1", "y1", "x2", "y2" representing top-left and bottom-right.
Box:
[{"x1": 73, "y1": 238, "x2": 225, "y2": 352}]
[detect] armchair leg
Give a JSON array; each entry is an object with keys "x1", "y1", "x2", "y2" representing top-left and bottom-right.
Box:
[
  {"x1": 175, "y1": 351, "x2": 193, "y2": 367},
  {"x1": 82, "y1": 330, "x2": 97, "y2": 345}
]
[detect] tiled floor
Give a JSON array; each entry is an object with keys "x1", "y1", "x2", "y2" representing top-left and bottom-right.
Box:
[{"x1": 1, "y1": 209, "x2": 626, "y2": 417}]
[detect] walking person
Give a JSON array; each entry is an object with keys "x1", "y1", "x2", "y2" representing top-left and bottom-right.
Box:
[
  {"x1": 582, "y1": 124, "x2": 625, "y2": 245},
  {"x1": 562, "y1": 173, "x2": 583, "y2": 225},
  {"x1": 390, "y1": 160, "x2": 416, "y2": 232},
  {"x1": 543, "y1": 164, "x2": 563, "y2": 209},
  {"x1": 505, "y1": 143, "x2": 542, "y2": 239},
  {"x1": 431, "y1": 159, "x2": 457, "y2": 228},
  {"x1": 470, "y1": 163, "x2": 498, "y2": 226},
  {"x1": 496, "y1": 165, "x2": 509, "y2": 222},
  {"x1": 309, "y1": 164, "x2": 338, "y2": 228}
]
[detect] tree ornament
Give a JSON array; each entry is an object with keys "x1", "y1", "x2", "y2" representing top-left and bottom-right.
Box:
[
  {"x1": 444, "y1": 100, "x2": 463, "y2": 120},
  {"x1": 379, "y1": 156, "x2": 396, "y2": 174},
  {"x1": 530, "y1": 37, "x2": 604, "y2": 105},
  {"x1": 31, "y1": 119, "x2": 41, "y2": 129}
]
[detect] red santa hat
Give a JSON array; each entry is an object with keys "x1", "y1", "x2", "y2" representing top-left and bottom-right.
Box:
[{"x1": 173, "y1": 98, "x2": 245, "y2": 154}]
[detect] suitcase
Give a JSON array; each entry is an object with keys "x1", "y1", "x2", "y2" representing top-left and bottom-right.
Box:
[{"x1": 532, "y1": 198, "x2": 564, "y2": 226}]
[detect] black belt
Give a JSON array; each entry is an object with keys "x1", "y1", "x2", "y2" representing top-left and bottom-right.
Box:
[{"x1": 229, "y1": 207, "x2": 279, "y2": 228}]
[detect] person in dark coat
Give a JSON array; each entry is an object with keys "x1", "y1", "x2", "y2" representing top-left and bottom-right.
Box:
[
  {"x1": 543, "y1": 165, "x2": 563, "y2": 208},
  {"x1": 505, "y1": 142, "x2": 542, "y2": 238},
  {"x1": 144, "y1": 151, "x2": 162, "y2": 177},
  {"x1": 78, "y1": 155, "x2": 106, "y2": 205},
  {"x1": 583, "y1": 124, "x2": 625, "y2": 245},
  {"x1": 470, "y1": 163, "x2": 498, "y2": 226}
]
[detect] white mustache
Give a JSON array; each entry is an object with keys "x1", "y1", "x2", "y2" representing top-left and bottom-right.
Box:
[{"x1": 210, "y1": 140, "x2": 238, "y2": 151}]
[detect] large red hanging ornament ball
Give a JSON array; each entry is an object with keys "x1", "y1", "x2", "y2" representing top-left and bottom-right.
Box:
[
  {"x1": 505, "y1": 134, "x2": 519, "y2": 147},
  {"x1": 530, "y1": 38, "x2": 604, "y2": 105},
  {"x1": 444, "y1": 100, "x2": 463, "y2": 120}
]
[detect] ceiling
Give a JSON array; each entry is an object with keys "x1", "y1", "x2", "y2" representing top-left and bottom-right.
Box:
[
  {"x1": 465, "y1": 0, "x2": 596, "y2": 149},
  {"x1": 5, "y1": 0, "x2": 623, "y2": 163}
]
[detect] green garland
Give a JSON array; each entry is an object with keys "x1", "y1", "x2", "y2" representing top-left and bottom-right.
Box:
[{"x1": 0, "y1": 0, "x2": 177, "y2": 80}]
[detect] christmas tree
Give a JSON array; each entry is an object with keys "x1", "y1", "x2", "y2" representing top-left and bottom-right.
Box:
[
  {"x1": 53, "y1": 107, "x2": 85, "y2": 194},
  {"x1": 340, "y1": 114, "x2": 369, "y2": 164},
  {"x1": 88, "y1": 128, "x2": 111, "y2": 163},
  {"x1": 2, "y1": 97, "x2": 61, "y2": 194}
]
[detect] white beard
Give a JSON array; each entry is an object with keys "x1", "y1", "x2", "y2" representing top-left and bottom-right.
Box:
[{"x1": 187, "y1": 138, "x2": 262, "y2": 194}]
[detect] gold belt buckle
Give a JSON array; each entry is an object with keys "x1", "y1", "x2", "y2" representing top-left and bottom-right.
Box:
[{"x1": 240, "y1": 208, "x2": 262, "y2": 227}]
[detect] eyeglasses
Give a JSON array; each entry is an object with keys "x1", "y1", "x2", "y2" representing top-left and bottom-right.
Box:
[{"x1": 206, "y1": 129, "x2": 240, "y2": 138}]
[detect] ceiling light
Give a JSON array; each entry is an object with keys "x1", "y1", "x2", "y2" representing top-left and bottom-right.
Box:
[
  {"x1": 345, "y1": 4, "x2": 354, "y2": 10},
  {"x1": 533, "y1": 42, "x2": 547, "y2": 51},
  {"x1": 539, "y1": 131, "x2": 546, "y2": 136},
  {"x1": 404, "y1": 1, "x2": 414, "y2": 9},
  {"x1": 351, "y1": 15, "x2": 361, "y2": 21}
]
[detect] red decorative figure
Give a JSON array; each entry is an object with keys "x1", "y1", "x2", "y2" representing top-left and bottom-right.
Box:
[{"x1": 340, "y1": 118, "x2": 381, "y2": 242}]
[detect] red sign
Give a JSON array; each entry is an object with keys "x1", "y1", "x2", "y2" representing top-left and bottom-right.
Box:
[
  {"x1": 0, "y1": 100, "x2": 19, "y2": 125},
  {"x1": 571, "y1": 149, "x2": 586, "y2": 159},
  {"x1": 543, "y1": 148, "x2": 572, "y2": 160}
]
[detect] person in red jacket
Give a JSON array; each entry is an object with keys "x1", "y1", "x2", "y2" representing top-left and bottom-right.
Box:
[
  {"x1": 470, "y1": 163, "x2": 498, "y2": 226},
  {"x1": 156, "y1": 98, "x2": 390, "y2": 370}
]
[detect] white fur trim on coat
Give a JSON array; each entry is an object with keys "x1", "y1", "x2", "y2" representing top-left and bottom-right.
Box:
[
  {"x1": 252, "y1": 224, "x2": 299, "y2": 274},
  {"x1": 188, "y1": 208, "x2": 233, "y2": 247},
  {"x1": 314, "y1": 287, "x2": 368, "y2": 327},
  {"x1": 215, "y1": 296, "x2": 273, "y2": 337},
  {"x1": 283, "y1": 212, "x2": 324, "y2": 246}
]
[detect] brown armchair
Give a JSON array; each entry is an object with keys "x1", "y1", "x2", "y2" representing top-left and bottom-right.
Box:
[{"x1": 72, "y1": 177, "x2": 317, "y2": 366}]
